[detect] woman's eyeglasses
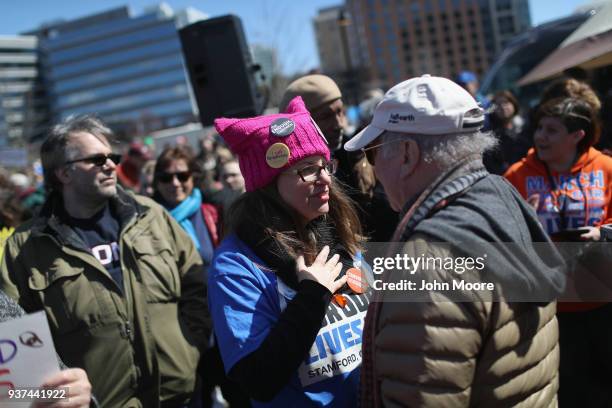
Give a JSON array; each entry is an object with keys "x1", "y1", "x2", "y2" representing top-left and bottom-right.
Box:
[
  {"x1": 157, "y1": 171, "x2": 192, "y2": 183},
  {"x1": 288, "y1": 161, "x2": 337, "y2": 182},
  {"x1": 64, "y1": 153, "x2": 122, "y2": 167}
]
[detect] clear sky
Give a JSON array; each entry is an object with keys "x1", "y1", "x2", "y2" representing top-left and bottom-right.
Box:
[{"x1": 0, "y1": 0, "x2": 594, "y2": 74}]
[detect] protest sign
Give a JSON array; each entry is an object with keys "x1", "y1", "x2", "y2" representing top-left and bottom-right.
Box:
[{"x1": 0, "y1": 311, "x2": 60, "y2": 406}]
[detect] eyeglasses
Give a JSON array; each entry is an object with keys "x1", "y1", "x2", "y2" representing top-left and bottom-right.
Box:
[
  {"x1": 361, "y1": 139, "x2": 405, "y2": 165},
  {"x1": 157, "y1": 171, "x2": 192, "y2": 183},
  {"x1": 64, "y1": 153, "x2": 122, "y2": 167},
  {"x1": 287, "y1": 161, "x2": 337, "y2": 182}
]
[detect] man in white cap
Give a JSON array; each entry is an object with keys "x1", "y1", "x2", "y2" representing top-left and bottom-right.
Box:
[{"x1": 346, "y1": 75, "x2": 565, "y2": 406}]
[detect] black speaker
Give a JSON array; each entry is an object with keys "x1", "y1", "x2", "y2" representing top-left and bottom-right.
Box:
[{"x1": 179, "y1": 15, "x2": 262, "y2": 126}]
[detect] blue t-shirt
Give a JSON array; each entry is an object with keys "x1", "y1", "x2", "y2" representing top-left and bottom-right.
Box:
[
  {"x1": 67, "y1": 204, "x2": 123, "y2": 292},
  {"x1": 208, "y1": 235, "x2": 369, "y2": 407}
]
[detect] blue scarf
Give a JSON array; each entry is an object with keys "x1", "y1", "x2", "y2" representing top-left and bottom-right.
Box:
[{"x1": 169, "y1": 188, "x2": 202, "y2": 249}]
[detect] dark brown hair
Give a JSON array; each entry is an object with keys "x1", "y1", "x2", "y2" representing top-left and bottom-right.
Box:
[
  {"x1": 493, "y1": 90, "x2": 520, "y2": 116},
  {"x1": 541, "y1": 78, "x2": 601, "y2": 112},
  {"x1": 40, "y1": 115, "x2": 113, "y2": 194},
  {"x1": 153, "y1": 145, "x2": 197, "y2": 189},
  {"x1": 227, "y1": 177, "x2": 363, "y2": 266},
  {"x1": 536, "y1": 97, "x2": 601, "y2": 154}
]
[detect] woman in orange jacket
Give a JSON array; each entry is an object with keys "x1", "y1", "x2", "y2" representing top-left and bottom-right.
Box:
[
  {"x1": 505, "y1": 97, "x2": 612, "y2": 238},
  {"x1": 505, "y1": 96, "x2": 612, "y2": 407}
]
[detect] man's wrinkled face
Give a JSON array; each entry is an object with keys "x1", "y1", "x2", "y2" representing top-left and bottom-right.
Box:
[
  {"x1": 311, "y1": 99, "x2": 347, "y2": 151},
  {"x1": 370, "y1": 142, "x2": 405, "y2": 212}
]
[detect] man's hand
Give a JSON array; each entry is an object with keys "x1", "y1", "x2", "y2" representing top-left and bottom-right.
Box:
[{"x1": 34, "y1": 368, "x2": 92, "y2": 408}]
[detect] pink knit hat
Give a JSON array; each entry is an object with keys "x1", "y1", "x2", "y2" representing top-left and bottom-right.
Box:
[{"x1": 214, "y1": 97, "x2": 331, "y2": 192}]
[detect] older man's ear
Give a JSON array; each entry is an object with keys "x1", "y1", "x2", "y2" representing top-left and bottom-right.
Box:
[{"x1": 399, "y1": 139, "x2": 420, "y2": 179}]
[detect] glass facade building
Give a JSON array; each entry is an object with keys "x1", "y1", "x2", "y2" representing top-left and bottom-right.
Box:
[
  {"x1": 0, "y1": 35, "x2": 47, "y2": 146},
  {"x1": 34, "y1": 4, "x2": 206, "y2": 138}
]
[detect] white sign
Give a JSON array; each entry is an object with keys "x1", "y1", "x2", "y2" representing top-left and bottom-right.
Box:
[{"x1": 0, "y1": 311, "x2": 61, "y2": 406}]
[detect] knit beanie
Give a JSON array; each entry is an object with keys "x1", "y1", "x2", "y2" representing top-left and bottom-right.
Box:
[{"x1": 214, "y1": 97, "x2": 331, "y2": 192}]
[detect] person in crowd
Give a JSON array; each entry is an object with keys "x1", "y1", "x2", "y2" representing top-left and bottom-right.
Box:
[
  {"x1": 0, "y1": 115, "x2": 211, "y2": 407},
  {"x1": 504, "y1": 97, "x2": 612, "y2": 406},
  {"x1": 346, "y1": 75, "x2": 564, "y2": 406},
  {"x1": 521, "y1": 77, "x2": 602, "y2": 148},
  {"x1": 483, "y1": 90, "x2": 530, "y2": 174},
  {"x1": 540, "y1": 78, "x2": 601, "y2": 113},
  {"x1": 205, "y1": 159, "x2": 245, "y2": 224},
  {"x1": 599, "y1": 88, "x2": 612, "y2": 153},
  {"x1": 8, "y1": 173, "x2": 30, "y2": 195},
  {"x1": 1, "y1": 288, "x2": 95, "y2": 408},
  {"x1": 139, "y1": 159, "x2": 156, "y2": 197},
  {"x1": 153, "y1": 145, "x2": 220, "y2": 272},
  {"x1": 208, "y1": 96, "x2": 370, "y2": 407},
  {"x1": 152, "y1": 146, "x2": 243, "y2": 407},
  {"x1": 194, "y1": 131, "x2": 231, "y2": 195},
  {"x1": 505, "y1": 97, "x2": 611, "y2": 238},
  {"x1": 116, "y1": 141, "x2": 152, "y2": 191},
  {"x1": 280, "y1": 74, "x2": 397, "y2": 241},
  {"x1": 455, "y1": 70, "x2": 489, "y2": 107},
  {"x1": 280, "y1": 75, "x2": 347, "y2": 153},
  {"x1": 219, "y1": 159, "x2": 245, "y2": 194}
]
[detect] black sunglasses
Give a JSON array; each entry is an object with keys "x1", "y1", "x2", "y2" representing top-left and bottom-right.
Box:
[
  {"x1": 157, "y1": 171, "x2": 192, "y2": 183},
  {"x1": 65, "y1": 153, "x2": 122, "y2": 167}
]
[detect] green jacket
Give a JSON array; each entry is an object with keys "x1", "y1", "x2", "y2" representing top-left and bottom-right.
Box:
[{"x1": 0, "y1": 188, "x2": 211, "y2": 407}]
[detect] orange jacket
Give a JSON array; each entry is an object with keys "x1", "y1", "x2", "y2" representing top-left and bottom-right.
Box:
[
  {"x1": 505, "y1": 147, "x2": 612, "y2": 234},
  {"x1": 505, "y1": 148, "x2": 612, "y2": 312}
]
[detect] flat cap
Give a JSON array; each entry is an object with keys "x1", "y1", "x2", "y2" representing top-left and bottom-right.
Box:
[{"x1": 279, "y1": 74, "x2": 342, "y2": 112}]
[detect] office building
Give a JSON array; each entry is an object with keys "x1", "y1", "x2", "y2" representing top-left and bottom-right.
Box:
[
  {"x1": 346, "y1": 0, "x2": 531, "y2": 88},
  {"x1": 0, "y1": 35, "x2": 47, "y2": 146},
  {"x1": 32, "y1": 4, "x2": 206, "y2": 138},
  {"x1": 314, "y1": 5, "x2": 370, "y2": 103},
  {"x1": 251, "y1": 44, "x2": 277, "y2": 88}
]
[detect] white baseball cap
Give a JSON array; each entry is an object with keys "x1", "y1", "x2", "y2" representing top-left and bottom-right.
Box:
[{"x1": 344, "y1": 74, "x2": 485, "y2": 151}]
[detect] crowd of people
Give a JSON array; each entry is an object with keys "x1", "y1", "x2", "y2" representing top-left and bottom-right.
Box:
[{"x1": 1, "y1": 70, "x2": 611, "y2": 408}]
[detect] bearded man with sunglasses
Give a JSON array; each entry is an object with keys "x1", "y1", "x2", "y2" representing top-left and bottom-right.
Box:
[{"x1": 0, "y1": 115, "x2": 210, "y2": 407}]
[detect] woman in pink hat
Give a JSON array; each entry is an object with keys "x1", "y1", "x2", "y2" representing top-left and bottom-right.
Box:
[{"x1": 208, "y1": 97, "x2": 370, "y2": 407}]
